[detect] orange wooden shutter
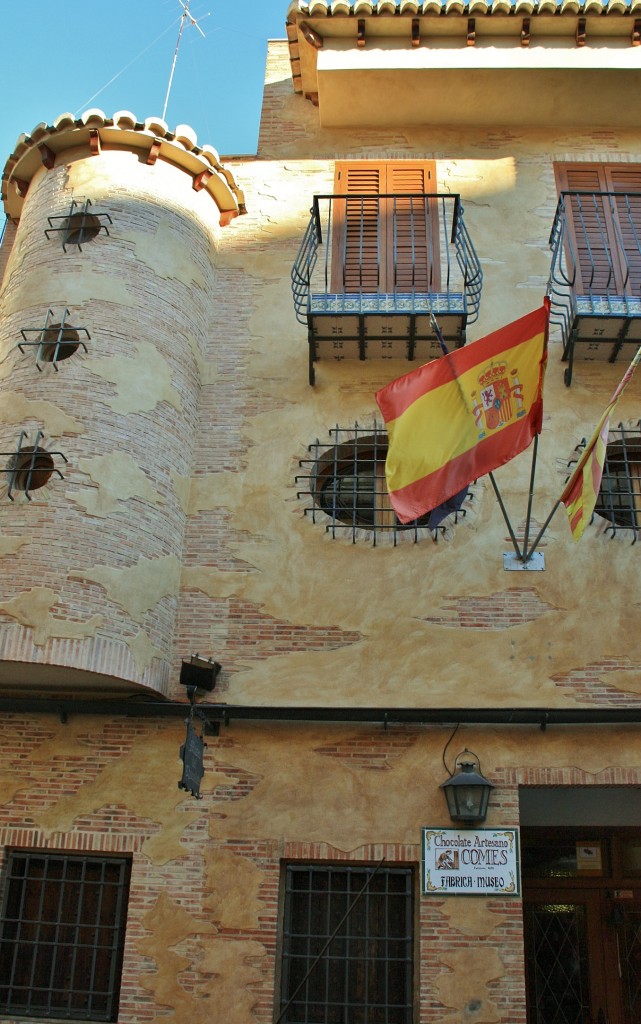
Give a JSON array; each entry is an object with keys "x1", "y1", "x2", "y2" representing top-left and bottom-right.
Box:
[
  {"x1": 332, "y1": 161, "x2": 437, "y2": 294},
  {"x1": 332, "y1": 162, "x2": 386, "y2": 293},
  {"x1": 386, "y1": 162, "x2": 438, "y2": 293}
]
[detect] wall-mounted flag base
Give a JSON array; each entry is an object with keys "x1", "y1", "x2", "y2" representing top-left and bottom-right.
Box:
[{"x1": 503, "y1": 552, "x2": 545, "y2": 571}]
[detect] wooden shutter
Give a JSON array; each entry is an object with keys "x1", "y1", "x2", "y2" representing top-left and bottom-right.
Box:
[
  {"x1": 556, "y1": 163, "x2": 641, "y2": 296},
  {"x1": 332, "y1": 162, "x2": 386, "y2": 293},
  {"x1": 605, "y1": 165, "x2": 641, "y2": 298},
  {"x1": 386, "y1": 162, "x2": 439, "y2": 292},
  {"x1": 332, "y1": 160, "x2": 437, "y2": 294}
]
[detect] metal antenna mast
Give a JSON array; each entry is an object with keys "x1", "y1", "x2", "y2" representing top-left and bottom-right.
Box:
[{"x1": 162, "y1": 0, "x2": 207, "y2": 121}]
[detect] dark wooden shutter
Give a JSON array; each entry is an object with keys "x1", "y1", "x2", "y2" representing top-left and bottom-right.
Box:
[
  {"x1": 605, "y1": 165, "x2": 641, "y2": 298},
  {"x1": 555, "y1": 163, "x2": 641, "y2": 297},
  {"x1": 556, "y1": 164, "x2": 614, "y2": 294},
  {"x1": 332, "y1": 160, "x2": 437, "y2": 294}
]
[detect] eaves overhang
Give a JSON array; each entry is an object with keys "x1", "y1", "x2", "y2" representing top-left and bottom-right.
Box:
[
  {"x1": 2, "y1": 108, "x2": 246, "y2": 225},
  {"x1": 286, "y1": 0, "x2": 641, "y2": 127}
]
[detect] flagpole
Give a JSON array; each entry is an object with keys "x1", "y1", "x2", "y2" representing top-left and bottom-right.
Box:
[
  {"x1": 522, "y1": 499, "x2": 561, "y2": 562},
  {"x1": 525, "y1": 343, "x2": 641, "y2": 556},
  {"x1": 521, "y1": 433, "x2": 539, "y2": 562},
  {"x1": 488, "y1": 472, "x2": 524, "y2": 560}
]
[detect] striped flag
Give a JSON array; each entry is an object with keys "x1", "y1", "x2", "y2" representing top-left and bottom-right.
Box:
[
  {"x1": 375, "y1": 304, "x2": 549, "y2": 524},
  {"x1": 561, "y1": 346, "x2": 641, "y2": 541}
]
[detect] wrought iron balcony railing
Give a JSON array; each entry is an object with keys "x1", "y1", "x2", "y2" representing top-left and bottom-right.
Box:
[
  {"x1": 547, "y1": 190, "x2": 641, "y2": 385},
  {"x1": 292, "y1": 193, "x2": 482, "y2": 384}
]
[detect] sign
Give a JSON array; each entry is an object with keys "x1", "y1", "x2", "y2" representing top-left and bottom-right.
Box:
[
  {"x1": 422, "y1": 827, "x2": 520, "y2": 896},
  {"x1": 576, "y1": 842, "x2": 603, "y2": 875}
]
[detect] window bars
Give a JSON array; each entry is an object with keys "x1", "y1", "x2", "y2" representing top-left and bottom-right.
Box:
[
  {"x1": 18, "y1": 308, "x2": 90, "y2": 371},
  {"x1": 568, "y1": 421, "x2": 641, "y2": 542},
  {"x1": 1, "y1": 431, "x2": 67, "y2": 501},
  {"x1": 296, "y1": 421, "x2": 469, "y2": 545},
  {"x1": 0, "y1": 851, "x2": 131, "y2": 1022},
  {"x1": 45, "y1": 198, "x2": 112, "y2": 252},
  {"x1": 279, "y1": 864, "x2": 414, "y2": 1024}
]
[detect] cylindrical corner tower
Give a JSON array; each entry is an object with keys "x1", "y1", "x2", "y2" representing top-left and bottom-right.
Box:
[{"x1": 0, "y1": 108, "x2": 244, "y2": 697}]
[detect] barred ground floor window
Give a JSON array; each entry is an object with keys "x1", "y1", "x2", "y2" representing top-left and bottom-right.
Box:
[
  {"x1": 278, "y1": 863, "x2": 414, "y2": 1024},
  {"x1": 0, "y1": 850, "x2": 131, "y2": 1022}
]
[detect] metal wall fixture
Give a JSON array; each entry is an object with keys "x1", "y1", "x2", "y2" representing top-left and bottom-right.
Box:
[
  {"x1": 45, "y1": 197, "x2": 112, "y2": 252},
  {"x1": 440, "y1": 749, "x2": 494, "y2": 824},
  {"x1": 18, "y1": 308, "x2": 90, "y2": 371},
  {"x1": 1, "y1": 431, "x2": 68, "y2": 501},
  {"x1": 178, "y1": 656, "x2": 222, "y2": 798}
]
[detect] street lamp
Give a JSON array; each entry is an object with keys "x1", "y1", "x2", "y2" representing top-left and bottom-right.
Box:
[{"x1": 440, "y1": 750, "x2": 494, "y2": 824}]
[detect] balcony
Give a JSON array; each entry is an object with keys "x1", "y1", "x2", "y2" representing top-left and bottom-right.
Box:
[
  {"x1": 292, "y1": 192, "x2": 482, "y2": 384},
  {"x1": 548, "y1": 190, "x2": 641, "y2": 386}
]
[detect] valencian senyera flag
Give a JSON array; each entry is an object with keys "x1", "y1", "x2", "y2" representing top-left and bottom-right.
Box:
[
  {"x1": 375, "y1": 303, "x2": 549, "y2": 524},
  {"x1": 561, "y1": 345, "x2": 641, "y2": 542}
]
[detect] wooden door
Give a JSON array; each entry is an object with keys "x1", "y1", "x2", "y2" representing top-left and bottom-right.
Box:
[{"x1": 524, "y1": 887, "x2": 641, "y2": 1024}]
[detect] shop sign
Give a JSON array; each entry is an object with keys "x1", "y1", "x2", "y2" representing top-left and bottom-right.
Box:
[{"x1": 422, "y1": 827, "x2": 520, "y2": 896}]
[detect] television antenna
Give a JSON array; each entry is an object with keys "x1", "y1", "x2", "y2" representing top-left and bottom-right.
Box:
[{"x1": 162, "y1": 0, "x2": 209, "y2": 121}]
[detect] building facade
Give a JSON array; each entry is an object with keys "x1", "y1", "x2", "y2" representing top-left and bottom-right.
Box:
[{"x1": 1, "y1": 1, "x2": 641, "y2": 1022}]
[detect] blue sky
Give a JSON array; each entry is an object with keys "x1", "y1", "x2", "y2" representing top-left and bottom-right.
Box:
[{"x1": 0, "y1": 0, "x2": 287, "y2": 166}]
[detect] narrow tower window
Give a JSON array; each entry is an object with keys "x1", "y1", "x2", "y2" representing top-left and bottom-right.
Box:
[
  {"x1": 18, "y1": 309, "x2": 90, "y2": 370},
  {"x1": 1, "y1": 431, "x2": 68, "y2": 500},
  {"x1": 45, "y1": 198, "x2": 112, "y2": 251}
]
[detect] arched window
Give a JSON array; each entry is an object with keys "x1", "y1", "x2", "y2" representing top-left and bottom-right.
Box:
[{"x1": 297, "y1": 422, "x2": 470, "y2": 544}]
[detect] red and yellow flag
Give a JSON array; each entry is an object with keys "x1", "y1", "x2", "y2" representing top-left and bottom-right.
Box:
[
  {"x1": 561, "y1": 346, "x2": 641, "y2": 541},
  {"x1": 375, "y1": 304, "x2": 549, "y2": 524}
]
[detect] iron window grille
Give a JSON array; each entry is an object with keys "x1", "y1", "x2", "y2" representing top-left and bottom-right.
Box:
[
  {"x1": 45, "y1": 198, "x2": 112, "y2": 252},
  {"x1": 567, "y1": 421, "x2": 641, "y2": 542},
  {"x1": 297, "y1": 421, "x2": 470, "y2": 545},
  {"x1": 0, "y1": 850, "x2": 131, "y2": 1021},
  {"x1": 279, "y1": 863, "x2": 414, "y2": 1024},
  {"x1": 18, "y1": 308, "x2": 90, "y2": 371},
  {"x1": 1, "y1": 431, "x2": 67, "y2": 501}
]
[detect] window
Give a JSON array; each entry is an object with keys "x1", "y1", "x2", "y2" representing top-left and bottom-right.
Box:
[
  {"x1": 45, "y1": 199, "x2": 112, "y2": 252},
  {"x1": 593, "y1": 424, "x2": 641, "y2": 537},
  {"x1": 279, "y1": 864, "x2": 414, "y2": 1024},
  {"x1": 297, "y1": 422, "x2": 470, "y2": 544},
  {"x1": 19, "y1": 309, "x2": 90, "y2": 371},
  {"x1": 554, "y1": 163, "x2": 641, "y2": 298},
  {"x1": 332, "y1": 160, "x2": 439, "y2": 294},
  {"x1": 1, "y1": 431, "x2": 67, "y2": 501},
  {"x1": 0, "y1": 851, "x2": 131, "y2": 1021}
]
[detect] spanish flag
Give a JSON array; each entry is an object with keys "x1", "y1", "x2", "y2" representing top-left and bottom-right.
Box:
[
  {"x1": 561, "y1": 345, "x2": 641, "y2": 541},
  {"x1": 375, "y1": 304, "x2": 549, "y2": 524}
]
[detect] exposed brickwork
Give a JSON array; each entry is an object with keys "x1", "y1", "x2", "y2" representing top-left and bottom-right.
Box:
[
  {"x1": 0, "y1": 219, "x2": 16, "y2": 286},
  {"x1": 551, "y1": 657, "x2": 641, "y2": 705},
  {"x1": 422, "y1": 587, "x2": 552, "y2": 629},
  {"x1": 314, "y1": 727, "x2": 418, "y2": 770},
  {"x1": 225, "y1": 597, "x2": 363, "y2": 659}
]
